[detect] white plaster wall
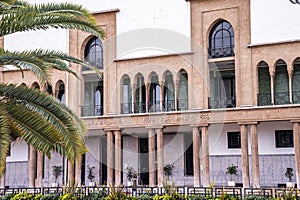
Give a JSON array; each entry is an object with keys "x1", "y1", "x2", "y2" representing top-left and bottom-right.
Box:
[
  {"x1": 6, "y1": 140, "x2": 28, "y2": 162},
  {"x1": 209, "y1": 121, "x2": 294, "y2": 156},
  {"x1": 123, "y1": 135, "x2": 139, "y2": 182}
]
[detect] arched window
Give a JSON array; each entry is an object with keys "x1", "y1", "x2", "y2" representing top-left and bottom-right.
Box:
[
  {"x1": 163, "y1": 71, "x2": 175, "y2": 111},
  {"x1": 55, "y1": 81, "x2": 65, "y2": 103},
  {"x1": 134, "y1": 74, "x2": 146, "y2": 113},
  {"x1": 121, "y1": 76, "x2": 132, "y2": 114},
  {"x1": 178, "y1": 69, "x2": 188, "y2": 111},
  {"x1": 257, "y1": 61, "x2": 271, "y2": 106},
  {"x1": 84, "y1": 36, "x2": 103, "y2": 70},
  {"x1": 149, "y1": 73, "x2": 160, "y2": 112},
  {"x1": 209, "y1": 20, "x2": 234, "y2": 58}
]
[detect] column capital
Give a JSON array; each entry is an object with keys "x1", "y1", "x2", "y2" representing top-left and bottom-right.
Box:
[
  {"x1": 238, "y1": 121, "x2": 259, "y2": 125},
  {"x1": 291, "y1": 120, "x2": 300, "y2": 123}
]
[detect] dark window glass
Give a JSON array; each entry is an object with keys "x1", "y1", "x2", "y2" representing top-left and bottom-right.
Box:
[
  {"x1": 184, "y1": 133, "x2": 193, "y2": 176},
  {"x1": 84, "y1": 36, "x2": 103, "y2": 70},
  {"x1": 275, "y1": 130, "x2": 293, "y2": 148},
  {"x1": 209, "y1": 20, "x2": 234, "y2": 58},
  {"x1": 228, "y1": 132, "x2": 241, "y2": 149}
]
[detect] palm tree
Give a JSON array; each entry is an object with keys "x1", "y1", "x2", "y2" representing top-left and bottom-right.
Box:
[{"x1": 0, "y1": 0, "x2": 105, "y2": 177}]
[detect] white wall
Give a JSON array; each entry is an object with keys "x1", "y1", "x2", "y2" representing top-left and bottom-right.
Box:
[
  {"x1": 6, "y1": 140, "x2": 28, "y2": 162},
  {"x1": 209, "y1": 121, "x2": 294, "y2": 156}
]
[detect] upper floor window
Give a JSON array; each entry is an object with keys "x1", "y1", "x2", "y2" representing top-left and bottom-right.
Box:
[
  {"x1": 209, "y1": 20, "x2": 234, "y2": 58},
  {"x1": 83, "y1": 36, "x2": 103, "y2": 70}
]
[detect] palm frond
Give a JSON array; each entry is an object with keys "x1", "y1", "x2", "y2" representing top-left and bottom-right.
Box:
[
  {"x1": 0, "y1": 2, "x2": 105, "y2": 39},
  {"x1": 0, "y1": 84, "x2": 88, "y2": 160},
  {"x1": 0, "y1": 103, "x2": 10, "y2": 176}
]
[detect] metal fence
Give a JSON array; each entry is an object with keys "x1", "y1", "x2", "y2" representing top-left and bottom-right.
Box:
[{"x1": 0, "y1": 186, "x2": 299, "y2": 199}]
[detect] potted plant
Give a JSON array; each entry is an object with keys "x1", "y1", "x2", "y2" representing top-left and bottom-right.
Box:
[
  {"x1": 226, "y1": 164, "x2": 238, "y2": 187},
  {"x1": 164, "y1": 163, "x2": 175, "y2": 181},
  {"x1": 285, "y1": 167, "x2": 294, "y2": 188},
  {"x1": 87, "y1": 165, "x2": 96, "y2": 187},
  {"x1": 125, "y1": 166, "x2": 137, "y2": 186},
  {"x1": 52, "y1": 165, "x2": 63, "y2": 187}
]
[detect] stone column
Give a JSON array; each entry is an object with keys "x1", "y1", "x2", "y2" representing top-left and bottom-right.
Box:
[
  {"x1": 201, "y1": 125, "x2": 210, "y2": 187},
  {"x1": 240, "y1": 124, "x2": 250, "y2": 188},
  {"x1": 107, "y1": 131, "x2": 114, "y2": 185},
  {"x1": 114, "y1": 130, "x2": 122, "y2": 185},
  {"x1": 68, "y1": 160, "x2": 75, "y2": 183},
  {"x1": 156, "y1": 128, "x2": 164, "y2": 186},
  {"x1": 192, "y1": 126, "x2": 200, "y2": 187},
  {"x1": 132, "y1": 83, "x2": 136, "y2": 113},
  {"x1": 175, "y1": 80, "x2": 178, "y2": 111},
  {"x1": 36, "y1": 151, "x2": 43, "y2": 187},
  {"x1": 29, "y1": 145, "x2": 37, "y2": 187},
  {"x1": 250, "y1": 123, "x2": 260, "y2": 188},
  {"x1": 293, "y1": 121, "x2": 300, "y2": 189},
  {"x1": 160, "y1": 82, "x2": 164, "y2": 112},
  {"x1": 75, "y1": 157, "x2": 82, "y2": 185},
  {"x1": 146, "y1": 83, "x2": 150, "y2": 112},
  {"x1": 288, "y1": 69, "x2": 293, "y2": 103},
  {"x1": 270, "y1": 72, "x2": 275, "y2": 105},
  {"x1": 148, "y1": 129, "x2": 156, "y2": 186}
]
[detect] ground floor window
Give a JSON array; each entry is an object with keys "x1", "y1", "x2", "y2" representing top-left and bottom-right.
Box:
[
  {"x1": 275, "y1": 130, "x2": 293, "y2": 148},
  {"x1": 227, "y1": 132, "x2": 241, "y2": 149},
  {"x1": 184, "y1": 133, "x2": 193, "y2": 176}
]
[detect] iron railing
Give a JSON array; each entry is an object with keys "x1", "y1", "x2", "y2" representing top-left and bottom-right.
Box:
[
  {"x1": 121, "y1": 103, "x2": 133, "y2": 114},
  {"x1": 208, "y1": 46, "x2": 235, "y2": 58},
  {"x1": 257, "y1": 93, "x2": 272, "y2": 106},
  {"x1": 274, "y1": 91, "x2": 290, "y2": 105},
  {"x1": 81, "y1": 105, "x2": 103, "y2": 117},
  {"x1": 149, "y1": 101, "x2": 160, "y2": 112},
  {"x1": 208, "y1": 96, "x2": 236, "y2": 109},
  {"x1": 134, "y1": 102, "x2": 146, "y2": 113},
  {"x1": 163, "y1": 100, "x2": 176, "y2": 112},
  {"x1": 1, "y1": 186, "x2": 299, "y2": 199},
  {"x1": 177, "y1": 99, "x2": 188, "y2": 111}
]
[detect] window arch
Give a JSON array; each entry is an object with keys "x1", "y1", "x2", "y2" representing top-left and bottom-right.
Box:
[
  {"x1": 83, "y1": 36, "x2": 103, "y2": 70},
  {"x1": 209, "y1": 20, "x2": 234, "y2": 58},
  {"x1": 55, "y1": 80, "x2": 65, "y2": 102}
]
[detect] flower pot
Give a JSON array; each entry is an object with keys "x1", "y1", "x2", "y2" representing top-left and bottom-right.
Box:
[
  {"x1": 286, "y1": 182, "x2": 294, "y2": 188},
  {"x1": 52, "y1": 182, "x2": 58, "y2": 187},
  {"x1": 88, "y1": 182, "x2": 95, "y2": 187},
  {"x1": 228, "y1": 181, "x2": 235, "y2": 187},
  {"x1": 127, "y1": 181, "x2": 132, "y2": 186}
]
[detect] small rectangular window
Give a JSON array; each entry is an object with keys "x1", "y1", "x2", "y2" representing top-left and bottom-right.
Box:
[
  {"x1": 228, "y1": 132, "x2": 241, "y2": 149},
  {"x1": 275, "y1": 130, "x2": 293, "y2": 148},
  {"x1": 184, "y1": 133, "x2": 193, "y2": 176}
]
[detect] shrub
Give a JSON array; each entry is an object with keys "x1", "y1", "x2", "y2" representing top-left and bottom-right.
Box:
[{"x1": 40, "y1": 194, "x2": 60, "y2": 200}]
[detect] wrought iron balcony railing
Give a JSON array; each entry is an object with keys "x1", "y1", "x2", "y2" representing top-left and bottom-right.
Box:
[
  {"x1": 163, "y1": 100, "x2": 176, "y2": 112},
  {"x1": 149, "y1": 101, "x2": 161, "y2": 112},
  {"x1": 208, "y1": 46, "x2": 235, "y2": 58},
  {"x1": 274, "y1": 92, "x2": 290, "y2": 105},
  {"x1": 177, "y1": 99, "x2": 188, "y2": 111},
  {"x1": 81, "y1": 105, "x2": 103, "y2": 117},
  {"x1": 257, "y1": 93, "x2": 272, "y2": 106},
  {"x1": 293, "y1": 91, "x2": 300, "y2": 104},
  {"x1": 208, "y1": 96, "x2": 236, "y2": 109},
  {"x1": 134, "y1": 102, "x2": 146, "y2": 113},
  {"x1": 121, "y1": 103, "x2": 133, "y2": 114}
]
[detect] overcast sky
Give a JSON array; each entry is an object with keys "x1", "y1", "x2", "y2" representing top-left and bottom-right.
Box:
[{"x1": 4, "y1": 0, "x2": 300, "y2": 58}]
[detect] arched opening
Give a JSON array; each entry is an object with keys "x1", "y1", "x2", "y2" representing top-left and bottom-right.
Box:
[
  {"x1": 257, "y1": 61, "x2": 271, "y2": 106},
  {"x1": 83, "y1": 36, "x2": 103, "y2": 70},
  {"x1": 208, "y1": 20, "x2": 234, "y2": 58},
  {"x1": 31, "y1": 82, "x2": 40, "y2": 90},
  {"x1": 209, "y1": 60, "x2": 236, "y2": 108},
  {"x1": 163, "y1": 71, "x2": 175, "y2": 111},
  {"x1": 274, "y1": 60, "x2": 289, "y2": 105},
  {"x1": 55, "y1": 80, "x2": 65, "y2": 103},
  {"x1": 177, "y1": 69, "x2": 188, "y2": 111},
  {"x1": 82, "y1": 74, "x2": 103, "y2": 116},
  {"x1": 134, "y1": 74, "x2": 146, "y2": 113},
  {"x1": 121, "y1": 75, "x2": 132, "y2": 114},
  {"x1": 293, "y1": 58, "x2": 300, "y2": 104},
  {"x1": 149, "y1": 73, "x2": 160, "y2": 112}
]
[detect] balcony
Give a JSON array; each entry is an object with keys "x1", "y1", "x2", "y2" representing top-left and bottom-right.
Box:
[
  {"x1": 208, "y1": 96, "x2": 236, "y2": 109},
  {"x1": 149, "y1": 101, "x2": 160, "y2": 112},
  {"x1": 134, "y1": 102, "x2": 146, "y2": 113},
  {"x1": 177, "y1": 99, "x2": 188, "y2": 111},
  {"x1": 163, "y1": 100, "x2": 176, "y2": 112},
  {"x1": 208, "y1": 46, "x2": 234, "y2": 59},
  {"x1": 121, "y1": 103, "x2": 132, "y2": 114},
  {"x1": 257, "y1": 93, "x2": 272, "y2": 106},
  {"x1": 81, "y1": 105, "x2": 103, "y2": 117}
]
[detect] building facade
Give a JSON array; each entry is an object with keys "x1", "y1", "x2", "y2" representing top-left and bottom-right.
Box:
[{"x1": 1, "y1": 0, "x2": 300, "y2": 188}]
